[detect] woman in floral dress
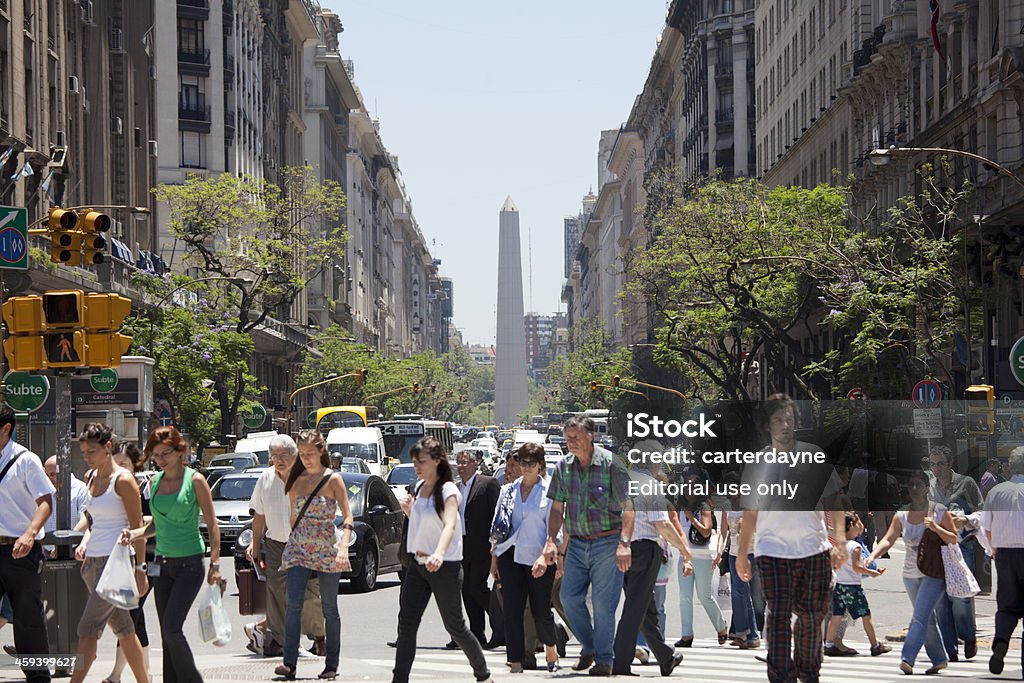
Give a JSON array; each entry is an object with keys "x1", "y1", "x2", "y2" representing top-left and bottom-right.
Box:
[{"x1": 275, "y1": 430, "x2": 354, "y2": 681}]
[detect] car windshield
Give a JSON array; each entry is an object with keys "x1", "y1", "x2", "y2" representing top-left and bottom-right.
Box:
[
  {"x1": 387, "y1": 466, "x2": 417, "y2": 486},
  {"x1": 341, "y1": 478, "x2": 365, "y2": 518},
  {"x1": 211, "y1": 456, "x2": 251, "y2": 469},
  {"x1": 329, "y1": 443, "x2": 378, "y2": 462},
  {"x1": 337, "y1": 460, "x2": 364, "y2": 474},
  {"x1": 212, "y1": 476, "x2": 258, "y2": 501}
]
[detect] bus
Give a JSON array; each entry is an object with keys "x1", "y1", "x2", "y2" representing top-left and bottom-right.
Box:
[
  {"x1": 376, "y1": 418, "x2": 455, "y2": 464},
  {"x1": 315, "y1": 405, "x2": 380, "y2": 433}
]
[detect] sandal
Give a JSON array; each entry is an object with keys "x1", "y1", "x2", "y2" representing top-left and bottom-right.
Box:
[{"x1": 274, "y1": 664, "x2": 296, "y2": 681}]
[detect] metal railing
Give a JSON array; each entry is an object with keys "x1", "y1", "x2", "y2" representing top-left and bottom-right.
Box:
[
  {"x1": 178, "y1": 0, "x2": 209, "y2": 7},
  {"x1": 179, "y1": 103, "x2": 211, "y2": 122},
  {"x1": 224, "y1": 54, "x2": 234, "y2": 74},
  {"x1": 178, "y1": 48, "x2": 210, "y2": 65},
  {"x1": 716, "y1": 106, "x2": 734, "y2": 122}
]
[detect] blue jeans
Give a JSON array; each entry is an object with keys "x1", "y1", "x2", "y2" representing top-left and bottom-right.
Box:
[
  {"x1": 284, "y1": 566, "x2": 340, "y2": 670},
  {"x1": 730, "y1": 554, "x2": 760, "y2": 641},
  {"x1": 560, "y1": 535, "x2": 623, "y2": 665},
  {"x1": 901, "y1": 576, "x2": 948, "y2": 667},
  {"x1": 636, "y1": 584, "x2": 667, "y2": 649},
  {"x1": 935, "y1": 539, "x2": 977, "y2": 657},
  {"x1": 678, "y1": 555, "x2": 726, "y2": 637}
]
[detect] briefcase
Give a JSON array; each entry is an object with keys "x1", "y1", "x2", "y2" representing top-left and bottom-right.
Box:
[{"x1": 238, "y1": 568, "x2": 267, "y2": 616}]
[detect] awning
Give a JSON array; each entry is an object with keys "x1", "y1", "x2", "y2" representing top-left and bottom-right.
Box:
[{"x1": 110, "y1": 238, "x2": 133, "y2": 264}]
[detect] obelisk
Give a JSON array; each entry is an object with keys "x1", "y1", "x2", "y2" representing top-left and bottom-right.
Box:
[{"x1": 495, "y1": 196, "x2": 528, "y2": 427}]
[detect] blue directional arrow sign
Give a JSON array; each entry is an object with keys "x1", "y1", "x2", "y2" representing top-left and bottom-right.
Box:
[
  {"x1": 913, "y1": 379, "x2": 941, "y2": 409},
  {"x1": 0, "y1": 206, "x2": 28, "y2": 270}
]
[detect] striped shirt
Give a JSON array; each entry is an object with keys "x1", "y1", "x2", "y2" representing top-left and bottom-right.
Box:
[{"x1": 548, "y1": 444, "x2": 630, "y2": 538}]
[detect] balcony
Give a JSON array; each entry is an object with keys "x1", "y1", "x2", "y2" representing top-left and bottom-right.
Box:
[
  {"x1": 224, "y1": 53, "x2": 234, "y2": 77},
  {"x1": 716, "y1": 106, "x2": 734, "y2": 123},
  {"x1": 224, "y1": 109, "x2": 235, "y2": 137},
  {"x1": 179, "y1": 100, "x2": 211, "y2": 133},
  {"x1": 177, "y1": 0, "x2": 209, "y2": 19},
  {"x1": 178, "y1": 48, "x2": 211, "y2": 75},
  {"x1": 715, "y1": 61, "x2": 734, "y2": 79}
]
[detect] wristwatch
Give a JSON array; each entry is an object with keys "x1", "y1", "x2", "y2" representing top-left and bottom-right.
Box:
[
  {"x1": 618, "y1": 535, "x2": 631, "y2": 547},
  {"x1": 135, "y1": 563, "x2": 148, "y2": 573}
]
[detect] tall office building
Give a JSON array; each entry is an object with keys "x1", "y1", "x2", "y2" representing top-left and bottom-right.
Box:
[{"x1": 495, "y1": 196, "x2": 528, "y2": 426}]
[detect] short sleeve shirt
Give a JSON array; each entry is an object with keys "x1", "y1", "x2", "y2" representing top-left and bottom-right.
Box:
[
  {"x1": 0, "y1": 441, "x2": 56, "y2": 539},
  {"x1": 249, "y1": 466, "x2": 291, "y2": 543},
  {"x1": 548, "y1": 444, "x2": 630, "y2": 538}
]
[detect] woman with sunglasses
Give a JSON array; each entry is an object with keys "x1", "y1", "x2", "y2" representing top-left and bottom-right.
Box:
[{"x1": 490, "y1": 443, "x2": 560, "y2": 673}]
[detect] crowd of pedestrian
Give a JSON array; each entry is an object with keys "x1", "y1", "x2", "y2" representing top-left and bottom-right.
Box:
[{"x1": 2, "y1": 395, "x2": 1024, "y2": 683}]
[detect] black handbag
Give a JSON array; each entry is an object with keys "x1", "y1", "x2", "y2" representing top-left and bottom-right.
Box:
[{"x1": 687, "y1": 507, "x2": 716, "y2": 547}]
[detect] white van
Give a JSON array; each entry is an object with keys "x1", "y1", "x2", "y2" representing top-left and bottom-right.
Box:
[
  {"x1": 512, "y1": 430, "x2": 546, "y2": 447},
  {"x1": 326, "y1": 427, "x2": 388, "y2": 477},
  {"x1": 233, "y1": 431, "x2": 279, "y2": 465}
]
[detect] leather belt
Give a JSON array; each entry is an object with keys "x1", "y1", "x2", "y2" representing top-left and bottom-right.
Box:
[
  {"x1": 0, "y1": 536, "x2": 18, "y2": 545},
  {"x1": 571, "y1": 529, "x2": 620, "y2": 541}
]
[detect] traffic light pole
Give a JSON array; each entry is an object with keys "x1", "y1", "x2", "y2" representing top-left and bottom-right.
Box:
[{"x1": 54, "y1": 371, "x2": 73, "y2": 536}]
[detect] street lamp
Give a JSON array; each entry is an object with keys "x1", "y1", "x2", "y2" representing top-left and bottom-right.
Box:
[{"x1": 868, "y1": 146, "x2": 1024, "y2": 193}]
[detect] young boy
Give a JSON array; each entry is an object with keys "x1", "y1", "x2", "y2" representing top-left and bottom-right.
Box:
[{"x1": 824, "y1": 513, "x2": 891, "y2": 657}]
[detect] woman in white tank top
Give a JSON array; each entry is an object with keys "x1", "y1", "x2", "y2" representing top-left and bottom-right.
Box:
[{"x1": 70, "y1": 423, "x2": 150, "y2": 683}]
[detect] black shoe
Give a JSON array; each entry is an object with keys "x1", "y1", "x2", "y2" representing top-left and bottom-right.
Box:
[
  {"x1": 522, "y1": 660, "x2": 538, "y2": 670},
  {"x1": 948, "y1": 652, "x2": 959, "y2": 663},
  {"x1": 387, "y1": 640, "x2": 398, "y2": 648},
  {"x1": 589, "y1": 663, "x2": 612, "y2": 676},
  {"x1": 485, "y1": 639, "x2": 505, "y2": 650},
  {"x1": 965, "y1": 640, "x2": 977, "y2": 660},
  {"x1": 445, "y1": 640, "x2": 460, "y2": 650},
  {"x1": 273, "y1": 664, "x2": 296, "y2": 681},
  {"x1": 318, "y1": 669, "x2": 337, "y2": 680},
  {"x1": 660, "y1": 652, "x2": 684, "y2": 677},
  {"x1": 990, "y1": 639, "x2": 1008, "y2": 675},
  {"x1": 674, "y1": 637, "x2": 693, "y2": 648},
  {"x1": 573, "y1": 654, "x2": 596, "y2": 671}
]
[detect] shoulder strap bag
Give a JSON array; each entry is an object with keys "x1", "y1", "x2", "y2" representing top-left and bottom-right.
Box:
[{"x1": 291, "y1": 475, "x2": 331, "y2": 532}]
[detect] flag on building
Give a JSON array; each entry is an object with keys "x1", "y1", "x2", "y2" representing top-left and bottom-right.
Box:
[
  {"x1": 0, "y1": 146, "x2": 13, "y2": 166},
  {"x1": 929, "y1": 0, "x2": 944, "y2": 58},
  {"x1": 10, "y1": 161, "x2": 32, "y2": 182}
]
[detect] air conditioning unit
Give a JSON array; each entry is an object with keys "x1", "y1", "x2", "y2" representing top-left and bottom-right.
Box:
[
  {"x1": 80, "y1": 0, "x2": 94, "y2": 25},
  {"x1": 147, "y1": 140, "x2": 158, "y2": 157},
  {"x1": 55, "y1": 130, "x2": 66, "y2": 147},
  {"x1": 111, "y1": 116, "x2": 123, "y2": 135},
  {"x1": 110, "y1": 28, "x2": 123, "y2": 51},
  {"x1": 68, "y1": 76, "x2": 80, "y2": 93}
]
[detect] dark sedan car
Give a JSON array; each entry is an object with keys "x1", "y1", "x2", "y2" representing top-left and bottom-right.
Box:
[{"x1": 234, "y1": 473, "x2": 405, "y2": 592}]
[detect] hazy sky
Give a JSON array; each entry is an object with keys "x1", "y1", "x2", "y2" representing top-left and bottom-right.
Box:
[{"x1": 320, "y1": 1, "x2": 666, "y2": 345}]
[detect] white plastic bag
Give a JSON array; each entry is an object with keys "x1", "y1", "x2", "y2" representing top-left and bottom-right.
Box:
[
  {"x1": 95, "y1": 544, "x2": 139, "y2": 610},
  {"x1": 197, "y1": 583, "x2": 232, "y2": 646}
]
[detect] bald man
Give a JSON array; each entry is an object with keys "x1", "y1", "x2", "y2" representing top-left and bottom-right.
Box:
[{"x1": 42, "y1": 456, "x2": 89, "y2": 555}]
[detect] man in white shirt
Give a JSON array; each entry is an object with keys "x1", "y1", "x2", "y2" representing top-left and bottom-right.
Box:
[
  {"x1": 0, "y1": 405, "x2": 55, "y2": 683},
  {"x1": 245, "y1": 434, "x2": 325, "y2": 657},
  {"x1": 42, "y1": 456, "x2": 88, "y2": 557},
  {"x1": 983, "y1": 447, "x2": 1024, "y2": 676}
]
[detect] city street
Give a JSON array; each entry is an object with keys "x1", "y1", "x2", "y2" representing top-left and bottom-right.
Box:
[{"x1": 8, "y1": 538, "x2": 1001, "y2": 683}]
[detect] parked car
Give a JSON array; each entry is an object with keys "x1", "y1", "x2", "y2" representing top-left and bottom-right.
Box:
[
  {"x1": 204, "y1": 452, "x2": 259, "y2": 487},
  {"x1": 200, "y1": 470, "x2": 261, "y2": 551},
  {"x1": 385, "y1": 463, "x2": 417, "y2": 496},
  {"x1": 234, "y1": 473, "x2": 405, "y2": 592}
]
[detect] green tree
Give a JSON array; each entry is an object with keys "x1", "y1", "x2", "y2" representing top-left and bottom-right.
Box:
[
  {"x1": 153, "y1": 166, "x2": 347, "y2": 437},
  {"x1": 547, "y1": 319, "x2": 633, "y2": 410}
]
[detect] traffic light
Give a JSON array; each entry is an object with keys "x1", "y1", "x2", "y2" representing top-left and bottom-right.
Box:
[
  {"x1": 412, "y1": 382, "x2": 419, "y2": 393},
  {"x1": 48, "y1": 208, "x2": 81, "y2": 266},
  {"x1": 2, "y1": 295, "x2": 46, "y2": 371},
  {"x1": 80, "y1": 210, "x2": 110, "y2": 266},
  {"x1": 612, "y1": 375, "x2": 621, "y2": 391},
  {"x1": 44, "y1": 331, "x2": 85, "y2": 367},
  {"x1": 966, "y1": 384, "x2": 995, "y2": 435},
  {"x1": 590, "y1": 380, "x2": 599, "y2": 393},
  {"x1": 354, "y1": 368, "x2": 367, "y2": 386},
  {"x1": 82, "y1": 293, "x2": 132, "y2": 368},
  {"x1": 41, "y1": 291, "x2": 86, "y2": 367}
]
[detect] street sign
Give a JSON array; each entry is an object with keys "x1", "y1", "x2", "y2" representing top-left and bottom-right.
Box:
[
  {"x1": 847, "y1": 387, "x2": 866, "y2": 400},
  {"x1": 1010, "y1": 336, "x2": 1024, "y2": 387},
  {"x1": 306, "y1": 410, "x2": 318, "y2": 429},
  {"x1": 914, "y1": 408, "x2": 943, "y2": 439},
  {"x1": 913, "y1": 379, "x2": 942, "y2": 409},
  {"x1": 0, "y1": 206, "x2": 28, "y2": 270},
  {"x1": 242, "y1": 404, "x2": 267, "y2": 430},
  {"x1": 90, "y1": 368, "x2": 119, "y2": 393},
  {"x1": 3, "y1": 371, "x2": 49, "y2": 413}
]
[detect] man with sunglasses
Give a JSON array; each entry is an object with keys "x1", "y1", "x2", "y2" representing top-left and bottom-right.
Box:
[{"x1": 926, "y1": 446, "x2": 983, "y2": 662}]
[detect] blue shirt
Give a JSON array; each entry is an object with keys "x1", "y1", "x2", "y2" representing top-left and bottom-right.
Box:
[{"x1": 493, "y1": 476, "x2": 556, "y2": 565}]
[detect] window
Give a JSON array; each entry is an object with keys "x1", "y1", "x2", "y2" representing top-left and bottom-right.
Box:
[
  {"x1": 178, "y1": 74, "x2": 205, "y2": 110},
  {"x1": 178, "y1": 17, "x2": 204, "y2": 54},
  {"x1": 180, "y1": 131, "x2": 206, "y2": 168}
]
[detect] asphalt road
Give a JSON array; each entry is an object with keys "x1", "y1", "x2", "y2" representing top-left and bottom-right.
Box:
[{"x1": 6, "y1": 536, "x2": 1005, "y2": 683}]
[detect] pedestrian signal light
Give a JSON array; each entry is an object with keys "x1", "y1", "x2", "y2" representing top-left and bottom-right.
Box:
[
  {"x1": 43, "y1": 290, "x2": 84, "y2": 327},
  {"x1": 966, "y1": 384, "x2": 995, "y2": 435},
  {"x1": 44, "y1": 330, "x2": 85, "y2": 368}
]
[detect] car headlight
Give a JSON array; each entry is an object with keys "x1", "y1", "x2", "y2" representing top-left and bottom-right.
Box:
[{"x1": 238, "y1": 529, "x2": 253, "y2": 548}]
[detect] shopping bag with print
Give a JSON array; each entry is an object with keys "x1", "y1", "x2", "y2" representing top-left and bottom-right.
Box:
[
  {"x1": 197, "y1": 582, "x2": 232, "y2": 646},
  {"x1": 95, "y1": 543, "x2": 140, "y2": 610},
  {"x1": 941, "y1": 543, "x2": 980, "y2": 599}
]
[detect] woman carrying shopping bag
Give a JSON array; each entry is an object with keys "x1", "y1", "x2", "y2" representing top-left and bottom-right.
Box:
[
  {"x1": 69, "y1": 423, "x2": 149, "y2": 683},
  {"x1": 275, "y1": 430, "x2": 354, "y2": 681},
  {"x1": 121, "y1": 426, "x2": 221, "y2": 683}
]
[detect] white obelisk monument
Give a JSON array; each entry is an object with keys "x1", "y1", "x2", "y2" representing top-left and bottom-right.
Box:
[{"x1": 495, "y1": 196, "x2": 528, "y2": 426}]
